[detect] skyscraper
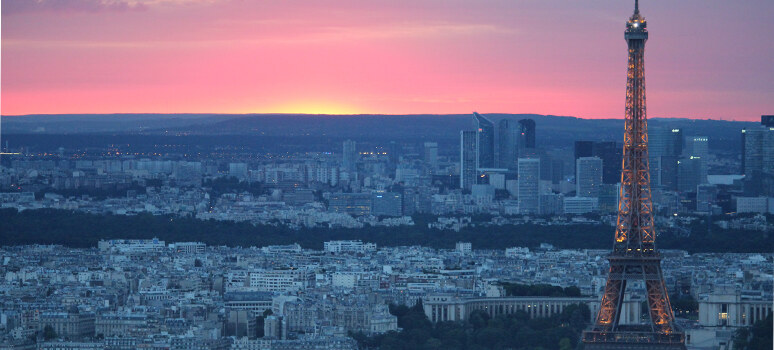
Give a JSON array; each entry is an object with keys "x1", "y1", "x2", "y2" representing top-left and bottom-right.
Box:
[
  {"x1": 658, "y1": 155, "x2": 680, "y2": 191},
  {"x1": 517, "y1": 158, "x2": 540, "y2": 214},
  {"x1": 423, "y1": 142, "x2": 438, "y2": 169},
  {"x1": 574, "y1": 141, "x2": 622, "y2": 184},
  {"x1": 497, "y1": 119, "x2": 519, "y2": 170},
  {"x1": 473, "y1": 112, "x2": 495, "y2": 169},
  {"x1": 388, "y1": 140, "x2": 401, "y2": 164},
  {"x1": 741, "y1": 124, "x2": 774, "y2": 196},
  {"x1": 684, "y1": 136, "x2": 709, "y2": 159},
  {"x1": 742, "y1": 125, "x2": 774, "y2": 176},
  {"x1": 574, "y1": 141, "x2": 594, "y2": 162},
  {"x1": 518, "y1": 119, "x2": 536, "y2": 149},
  {"x1": 677, "y1": 156, "x2": 704, "y2": 193},
  {"x1": 648, "y1": 128, "x2": 683, "y2": 157},
  {"x1": 649, "y1": 128, "x2": 683, "y2": 190},
  {"x1": 684, "y1": 136, "x2": 709, "y2": 185},
  {"x1": 342, "y1": 140, "x2": 357, "y2": 172},
  {"x1": 583, "y1": 2, "x2": 685, "y2": 348},
  {"x1": 576, "y1": 156, "x2": 603, "y2": 198},
  {"x1": 460, "y1": 131, "x2": 477, "y2": 190}
]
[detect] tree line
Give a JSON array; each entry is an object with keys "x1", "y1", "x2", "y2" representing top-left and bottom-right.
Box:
[
  {"x1": 0, "y1": 208, "x2": 771, "y2": 253},
  {"x1": 350, "y1": 299, "x2": 591, "y2": 350}
]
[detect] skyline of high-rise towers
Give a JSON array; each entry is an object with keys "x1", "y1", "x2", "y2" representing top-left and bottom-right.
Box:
[
  {"x1": 583, "y1": 1, "x2": 685, "y2": 349},
  {"x1": 644, "y1": 128, "x2": 711, "y2": 193},
  {"x1": 461, "y1": 112, "x2": 537, "y2": 189},
  {"x1": 473, "y1": 112, "x2": 537, "y2": 169}
]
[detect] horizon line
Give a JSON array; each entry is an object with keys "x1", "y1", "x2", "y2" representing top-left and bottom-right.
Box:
[{"x1": 0, "y1": 112, "x2": 760, "y2": 123}]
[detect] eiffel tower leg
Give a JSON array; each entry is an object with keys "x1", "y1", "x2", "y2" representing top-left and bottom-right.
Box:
[
  {"x1": 645, "y1": 264, "x2": 677, "y2": 334},
  {"x1": 595, "y1": 264, "x2": 627, "y2": 332}
]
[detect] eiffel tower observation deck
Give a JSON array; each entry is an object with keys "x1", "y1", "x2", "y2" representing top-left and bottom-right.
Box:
[{"x1": 582, "y1": 1, "x2": 686, "y2": 349}]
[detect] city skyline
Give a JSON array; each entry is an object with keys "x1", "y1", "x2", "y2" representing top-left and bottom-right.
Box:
[
  {"x1": 2, "y1": 0, "x2": 773, "y2": 120},
  {"x1": 0, "y1": 1, "x2": 772, "y2": 349}
]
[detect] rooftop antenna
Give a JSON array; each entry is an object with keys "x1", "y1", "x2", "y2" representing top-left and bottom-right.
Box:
[{"x1": 634, "y1": 0, "x2": 640, "y2": 14}]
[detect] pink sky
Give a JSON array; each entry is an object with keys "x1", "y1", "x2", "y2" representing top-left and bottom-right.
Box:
[{"x1": 2, "y1": 0, "x2": 773, "y2": 120}]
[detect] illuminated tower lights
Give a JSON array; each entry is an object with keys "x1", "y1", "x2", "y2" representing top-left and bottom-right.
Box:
[{"x1": 582, "y1": 1, "x2": 686, "y2": 349}]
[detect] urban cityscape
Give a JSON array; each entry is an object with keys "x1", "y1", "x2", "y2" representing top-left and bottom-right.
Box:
[{"x1": 1, "y1": 0, "x2": 772, "y2": 350}]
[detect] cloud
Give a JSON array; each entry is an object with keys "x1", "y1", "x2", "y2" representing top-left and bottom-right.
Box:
[
  {"x1": 316, "y1": 22, "x2": 517, "y2": 41},
  {"x1": 1, "y1": 20, "x2": 516, "y2": 51},
  {"x1": 2, "y1": 0, "x2": 148, "y2": 15}
]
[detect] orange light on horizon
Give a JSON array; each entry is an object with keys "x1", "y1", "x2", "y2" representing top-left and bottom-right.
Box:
[{"x1": 236, "y1": 100, "x2": 362, "y2": 116}]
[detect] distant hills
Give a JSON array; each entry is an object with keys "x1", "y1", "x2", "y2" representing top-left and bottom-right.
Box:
[{"x1": 1, "y1": 113, "x2": 758, "y2": 149}]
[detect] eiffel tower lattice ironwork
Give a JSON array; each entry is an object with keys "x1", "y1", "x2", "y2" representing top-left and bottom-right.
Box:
[{"x1": 582, "y1": 1, "x2": 686, "y2": 349}]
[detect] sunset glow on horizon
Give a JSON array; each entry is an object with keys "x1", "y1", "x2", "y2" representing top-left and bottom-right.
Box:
[{"x1": 2, "y1": 0, "x2": 773, "y2": 121}]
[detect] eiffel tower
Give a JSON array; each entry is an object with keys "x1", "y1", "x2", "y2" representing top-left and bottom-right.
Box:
[{"x1": 582, "y1": 1, "x2": 686, "y2": 349}]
